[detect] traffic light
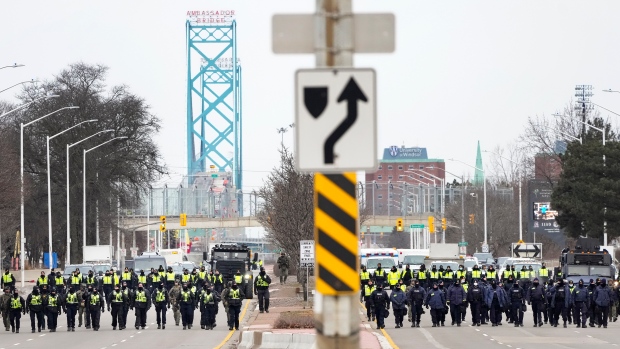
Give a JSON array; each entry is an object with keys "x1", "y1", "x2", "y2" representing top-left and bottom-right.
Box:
[
  {"x1": 180, "y1": 213, "x2": 187, "y2": 227},
  {"x1": 469, "y1": 214, "x2": 475, "y2": 224},
  {"x1": 396, "y1": 218, "x2": 404, "y2": 232},
  {"x1": 428, "y1": 216, "x2": 435, "y2": 233},
  {"x1": 160, "y1": 215, "x2": 166, "y2": 232},
  {"x1": 441, "y1": 218, "x2": 447, "y2": 230}
]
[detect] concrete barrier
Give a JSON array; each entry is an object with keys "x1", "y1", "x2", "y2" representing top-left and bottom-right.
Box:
[
  {"x1": 238, "y1": 331, "x2": 318, "y2": 349},
  {"x1": 261, "y1": 333, "x2": 293, "y2": 349},
  {"x1": 238, "y1": 331, "x2": 255, "y2": 349},
  {"x1": 288, "y1": 333, "x2": 316, "y2": 349}
]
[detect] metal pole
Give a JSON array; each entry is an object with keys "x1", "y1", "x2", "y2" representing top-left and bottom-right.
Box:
[
  {"x1": 483, "y1": 171, "x2": 487, "y2": 246},
  {"x1": 147, "y1": 188, "x2": 151, "y2": 252},
  {"x1": 109, "y1": 197, "x2": 112, "y2": 249},
  {"x1": 83, "y1": 149, "x2": 87, "y2": 254},
  {"x1": 20, "y1": 123, "x2": 25, "y2": 287},
  {"x1": 518, "y1": 176, "x2": 522, "y2": 242},
  {"x1": 96, "y1": 173, "x2": 99, "y2": 245},
  {"x1": 441, "y1": 178, "x2": 445, "y2": 244},
  {"x1": 46, "y1": 136, "x2": 54, "y2": 271},
  {"x1": 461, "y1": 179, "x2": 466, "y2": 243},
  {"x1": 372, "y1": 181, "x2": 375, "y2": 216},
  {"x1": 315, "y1": 0, "x2": 357, "y2": 347},
  {"x1": 409, "y1": 226, "x2": 413, "y2": 249},
  {"x1": 388, "y1": 182, "x2": 391, "y2": 219},
  {"x1": 116, "y1": 196, "x2": 120, "y2": 268},
  {"x1": 66, "y1": 144, "x2": 71, "y2": 265}
]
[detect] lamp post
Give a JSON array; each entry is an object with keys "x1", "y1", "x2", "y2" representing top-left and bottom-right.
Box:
[
  {"x1": 2, "y1": 94, "x2": 59, "y2": 119},
  {"x1": 83, "y1": 137, "x2": 127, "y2": 255},
  {"x1": 408, "y1": 169, "x2": 445, "y2": 242},
  {"x1": 0, "y1": 63, "x2": 25, "y2": 70},
  {"x1": 429, "y1": 166, "x2": 467, "y2": 244},
  {"x1": 482, "y1": 151, "x2": 523, "y2": 242},
  {"x1": 66, "y1": 130, "x2": 114, "y2": 265},
  {"x1": 0, "y1": 80, "x2": 37, "y2": 95},
  {"x1": 47, "y1": 118, "x2": 95, "y2": 271},
  {"x1": 449, "y1": 159, "x2": 488, "y2": 251},
  {"x1": 20, "y1": 104, "x2": 77, "y2": 286}
]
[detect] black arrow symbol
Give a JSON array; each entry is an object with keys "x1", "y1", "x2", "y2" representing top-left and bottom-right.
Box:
[
  {"x1": 513, "y1": 244, "x2": 521, "y2": 258},
  {"x1": 513, "y1": 244, "x2": 541, "y2": 258},
  {"x1": 324, "y1": 77, "x2": 368, "y2": 164}
]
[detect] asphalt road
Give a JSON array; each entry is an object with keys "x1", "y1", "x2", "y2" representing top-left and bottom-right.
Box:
[
  {"x1": 0, "y1": 299, "x2": 250, "y2": 349},
  {"x1": 377, "y1": 305, "x2": 620, "y2": 349}
]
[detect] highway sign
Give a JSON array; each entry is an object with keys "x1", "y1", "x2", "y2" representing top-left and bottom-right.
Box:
[
  {"x1": 410, "y1": 224, "x2": 424, "y2": 229},
  {"x1": 295, "y1": 68, "x2": 377, "y2": 172},
  {"x1": 300, "y1": 240, "x2": 315, "y2": 268},
  {"x1": 512, "y1": 243, "x2": 542, "y2": 258},
  {"x1": 458, "y1": 241, "x2": 468, "y2": 247},
  {"x1": 481, "y1": 243, "x2": 489, "y2": 253}
]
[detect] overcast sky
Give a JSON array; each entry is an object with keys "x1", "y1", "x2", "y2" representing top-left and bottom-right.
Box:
[{"x1": 2, "y1": 0, "x2": 620, "y2": 191}]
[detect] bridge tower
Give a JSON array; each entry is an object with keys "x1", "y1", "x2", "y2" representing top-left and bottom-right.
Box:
[{"x1": 186, "y1": 17, "x2": 242, "y2": 195}]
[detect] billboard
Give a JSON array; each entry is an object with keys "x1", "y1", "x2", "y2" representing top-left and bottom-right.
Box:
[{"x1": 528, "y1": 180, "x2": 565, "y2": 245}]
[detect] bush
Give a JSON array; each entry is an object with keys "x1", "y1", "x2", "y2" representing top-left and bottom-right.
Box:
[{"x1": 273, "y1": 310, "x2": 315, "y2": 329}]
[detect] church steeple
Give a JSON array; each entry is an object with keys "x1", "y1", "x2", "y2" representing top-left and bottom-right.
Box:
[{"x1": 474, "y1": 141, "x2": 484, "y2": 186}]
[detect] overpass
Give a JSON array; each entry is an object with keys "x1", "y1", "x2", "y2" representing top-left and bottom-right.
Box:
[{"x1": 120, "y1": 214, "x2": 435, "y2": 231}]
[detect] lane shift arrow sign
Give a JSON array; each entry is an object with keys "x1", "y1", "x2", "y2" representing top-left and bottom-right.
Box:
[{"x1": 324, "y1": 77, "x2": 367, "y2": 164}]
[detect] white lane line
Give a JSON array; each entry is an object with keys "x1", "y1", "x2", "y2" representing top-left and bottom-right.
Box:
[
  {"x1": 111, "y1": 345, "x2": 117, "y2": 347},
  {"x1": 121, "y1": 340, "x2": 126, "y2": 343},
  {"x1": 507, "y1": 346, "x2": 512, "y2": 348},
  {"x1": 574, "y1": 331, "x2": 579, "y2": 333},
  {"x1": 26, "y1": 340, "x2": 32, "y2": 342},
  {"x1": 13, "y1": 345, "x2": 19, "y2": 347},
  {"x1": 475, "y1": 329, "x2": 480, "y2": 332},
  {"x1": 137, "y1": 331, "x2": 141, "y2": 334},
  {"x1": 498, "y1": 342, "x2": 502, "y2": 345},
  {"x1": 417, "y1": 328, "x2": 450, "y2": 349},
  {"x1": 129, "y1": 336, "x2": 134, "y2": 338},
  {"x1": 490, "y1": 339, "x2": 495, "y2": 341},
  {"x1": 483, "y1": 334, "x2": 488, "y2": 337},
  {"x1": 587, "y1": 335, "x2": 592, "y2": 338},
  {"x1": 39, "y1": 334, "x2": 45, "y2": 337}
]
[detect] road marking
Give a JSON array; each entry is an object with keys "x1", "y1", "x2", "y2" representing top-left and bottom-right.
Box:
[
  {"x1": 417, "y1": 328, "x2": 449, "y2": 349},
  {"x1": 130, "y1": 336, "x2": 134, "y2": 338},
  {"x1": 26, "y1": 340, "x2": 32, "y2": 342},
  {"x1": 13, "y1": 344, "x2": 19, "y2": 347},
  {"x1": 490, "y1": 339, "x2": 495, "y2": 341},
  {"x1": 483, "y1": 334, "x2": 488, "y2": 337},
  {"x1": 39, "y1": 335, "x2": 45, "y2": 337},
  {"x1": 587, "y1": 335, "x2": 592, "y2": 338},
  {"x1": 111, "y1": 345, "x2": 117, "y2": 347},
  {"x1": 121, "y1": 340, "x2": 126, "y2": 343},
  {"x1": 213, "y1": 300, "x2": 251, "y2": 349},
  {"x1": 575, "y1": 331, "x2": 579, "y2": 333},
  {"x1": 475, "y1": 329, "x2": 480, "y2": 332},
  {"x1": 507, "y1": 346, "x2": 512, "y2": 348},
  {"x1": 137, "y1": 331, "x2": 141, "y2": 334},
  {"x1": 379, "y1": 329, "x2": 399, "y2": 349}
]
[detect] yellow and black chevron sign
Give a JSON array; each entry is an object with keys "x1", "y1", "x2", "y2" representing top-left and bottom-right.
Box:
[{"x1": 314, "y1": 172, "x2": 359, "y2": 295}]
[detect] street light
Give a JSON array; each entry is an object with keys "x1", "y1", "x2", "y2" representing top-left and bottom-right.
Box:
[
  {"x1": 448, "y1": 158, "x2": 488, "y2": 251},
  {"x1": 428, "y1": 166, "x2": 466, "y2": 244},
  {"x1": 20, "y1": 105, "x2": 78, "y2": 286},
  {"x1": 407, "y1": 169, "x2": 446, "y2": 243},
  {"x1": 65, "y1": 129, "x2": 114, "y2": 265},
  {"x1": 1, "y1": 94, "x2": 59, "y2": 119},
  {"x1": 0, "y1": 63, "x2": 25, "y2": 70},
  {"x1": 0, "y1": 80, "x2": 37, "y2": 95},
  {"x1": 83, "y1": 137, "x2": 128, "y2": 254},
  {"x1": 539, "y1": 123, "x2": 582, "y2": 144},
  {"x1": 47, "y1": 118, "x2": 96, "y2": 271},
  {"x1": 482, "y1": 151, "x2": 523, "y2": 242}
]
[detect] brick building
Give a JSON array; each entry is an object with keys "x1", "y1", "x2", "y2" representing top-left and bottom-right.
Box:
[{"x1": 365, "y1": 146, "x2": 445, "y2": 215}]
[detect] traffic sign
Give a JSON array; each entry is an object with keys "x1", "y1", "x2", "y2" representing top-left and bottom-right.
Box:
[
  {"x1": 458, "y1": 241, "x2": 468, "y2": 247},
  {"x1": 300, "y1": 240, "x2": 315, "y2": 268},
  {"x1": 410, "y1": 224, "x2": 424, "y2": 229},
  {"x1": 315, "y1": 173, "x2": 359, "y2": 295},
  {"x1": 272, "y1": 13, "x2": 395, "y2": 54},
  {"x1": 512, "y1": 243, "x2": 542, "y2": 258},
  {"x1": 481, "y1": 243, "x2": 489, "y2": 253},
  {"x1": 295, "y1": 68, "x2": 377, "y2": 172}
]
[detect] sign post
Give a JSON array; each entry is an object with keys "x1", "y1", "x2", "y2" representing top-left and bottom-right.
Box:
[{"x1": 273, "y1": 0, "x2": 394, "y2": 347}]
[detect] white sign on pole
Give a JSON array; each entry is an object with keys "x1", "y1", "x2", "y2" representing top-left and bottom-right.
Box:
[
  {"x1": 300, "y1": 240, "x2": 315, "y2": 268},
  {"x1": 481, "y1": 243, "x2": 489, "y2": 253},
  {"x1": 295, "y1": 68, "x2": 377, "y2": 172}
]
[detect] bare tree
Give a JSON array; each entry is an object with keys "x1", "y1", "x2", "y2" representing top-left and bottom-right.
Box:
[{"x1": 256, "y1": 147, "x2": 313, "y2": 269}]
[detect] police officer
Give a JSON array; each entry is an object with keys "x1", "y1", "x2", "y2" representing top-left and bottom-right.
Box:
[
  {"x1": 76, "y1": 284, "x2": 86, "y2": 328},
  {"x1": 551, "y1": 279, "x2": 571, "y2": 327},
  {"x1": 121, "y1": 268, "x2": 133, "y2": 289},
  {"x1": 137, "y1": 270, "x2": 148, "y2": 290},
  {"x1": 213, "y1": 270, "x2": 224, "y2": 293},
  {"x1": 152, "y1": 282, "x2": 169, "y2": 329},
  {"x1": 64, "y1": 286, "x2": 78, "y2": 331},
  {"x1": 466, "y1": 280, "x2": 483, "y2": 326},
  {"x1": 370, "y1": 284, "x2": 389, "y2": 329},
  {"x1": 45, "y1": 288, "x2": 61, "y2": 332},
  {"x1": 165, "y1": 267, "x2": 176, "y2": 290},
  {"x1": 108, "y1": 285, "x2": 127, "y2": 330},
  {"x1": 36, "y1": 271, "x2": 49, "y2": 291},
  {"x1": 181, "y1": 269, "x2": 192, "y2": 285},
  {"x1": 447, "y1": 279, "x2": 465, "y2": 326},
  {"x1": 178, "y1": 282, "x2": 195, "y2": 330},
  {"x1": 9, "y1": 290, "x2": 25, "y2": 333},
  {"x1": 587, "y1": 278, "x2": 597, "y2": 327},
  {"x1": 428, "y1": 265, "x2": 441, "y2": 289},
  {"x1": 459, "y1": 277, "x2": 468, "y2": 322},
  {"x1": 416, "y1": 265, "x2": 428, "y2": 289},
  {"x1": 121, "y1": 281, "x2": 133, "y2": 329},
  {"x1": 53, "y1": 272, "x2": 65, "y2": 295},
  {"x1": 571, "y1": 279, "x2": 588, "y2": 328},
  {"x1": 526, "y1": 277, "x2": 545, "y2": 327},
  {"x1": 197, "y1": 266, "x2": 207, "y2": 285},
  {"x1": 88, "y1": 287, "x2": 104, "y2": 331},
  {"x1": 360, "y1": 265, "x2": 371, "y2": 301},
  {"x1": 82, "y1": 285, "x2": 94, "y2": 329},
  {"x1": 509, "y1": 282, "x2": 524, "y2": 327},
  {"x1": 425, "y1": 282, "x2": 446, "y2": 328},
  {"x1": 1, "y1": 270, "x2": 15, "y2": 291},
  {"x1": 102, "y1": 271, "x2": 114, "y2": 298},
  {"x1": 390, "y1": 280, "x2": 407, "y2": 328},
  {"x1": 363, "y1": 280, "x2": 376, "y2": 321},
  {"x1": 401, "y1": 265, "x2": 414, "y2": 287},
  {"x1": 199, "y1": 285, "x2": 220, "y2": 330},
  {"x1": 567, "y1": 280, "x2": 575, "y2": 324},
  {"x1": 373, "y1": 263, "x2": 387, "y2": 288},
  {"x1": 537, "y1": 263, "x2": 550, "y2": 283},
  {"x1": 593, "y1": 278, "x2": 612, "y2": 328},
  {"x1": 387, "y1": 266, "x2": 400, "y2": 290},
  {"x1": 486, "y1": 279, "x2": 507, "y2": 327},
  {"x1": 407, "y1": 279, "x2": 426, "y2": 327},
  {"x1": 133, "y1": 283, "x2": 151, "y2": 330},
  {"x1": 225, "y1": 282, "x2": 245, "y2": 330},
  {"x1": 254, "y1": 267, "x2": 271, "y2": 313},
  {"x1": 221, "y1": 281, "x2": 232, "y2": 327},
  {"x1": 486, "y1": 265, "x2": 498, "y2": 283},
  {"x1": 443, "y1": 266, "x2": 455, "y2": 288},
  {"x1": 456, "y1": 265, "x2": 467, "y2": 284},
  {"x1": 169, "y1": 280, "x2": 182, "y2": 326},
  {"x1": 26, "y1": 286, "x2": 44, "y2": 333}
]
